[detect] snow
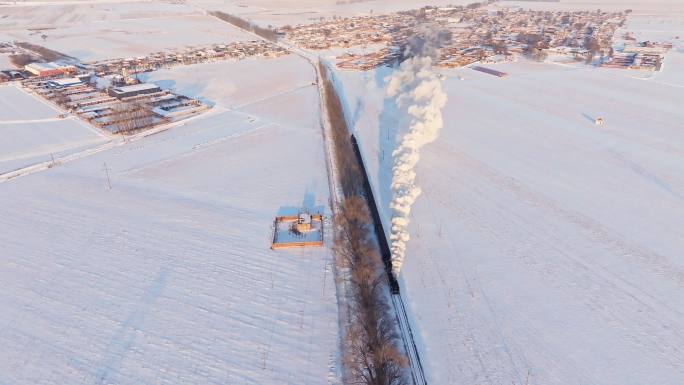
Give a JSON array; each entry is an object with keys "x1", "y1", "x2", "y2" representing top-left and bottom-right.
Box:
[
  {"x1": 0, "y1": 53, "x2": 14, "y2": 69},
  {"x1": 0, "y1": 54, "x2": 340, "y2": 384},
  {"x1": 0, "y1": 2, "x2": 253, "y2": 61},
  {"x1": 0, "y1": 1, "x2": 202, "y2": 27},
  {"x1": 498, "y1": 0, "x2": 684, "y2": 13},
  {"x1": 0, "y1": 118, "x2": 106, "y2": 174},
  {"x1": 273, "y1": 218, "x2": 324, "y2": 245},
  {"x1": 111, "y1": 82, "x2": 159, "y2": 93},
  {"x1": 139, "y1": 55, "x2": 315, "y2": 109},
  {"x1": 332, "y1": 39, "x2": 684, "y2": 385},
  {"x1": 2, "y1": 1, "x2": 683, "y2": 383},
  {"x1": 653, "y1": 49, "x2": 684, "y2": 86},
  {"x1": 0, "y1": 85, "x2": 58, "y2": 120},
  {"x1": 192, "y1": 0, "x2": 477, "y2": 28},
  {"x1": 0, "y1": 85, "x2": 107, "y2": 174}
]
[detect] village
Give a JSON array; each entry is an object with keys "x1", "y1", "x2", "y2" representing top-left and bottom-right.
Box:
[
  {"x1": 1, "y1": 4, "x2": 673, "y2": 87},
  {"x1": 280, "y1": 2, "x2": 672, "y2": 71},
  {"x1": 0, "y1": 39, "x2": 287, "y2": 134}
]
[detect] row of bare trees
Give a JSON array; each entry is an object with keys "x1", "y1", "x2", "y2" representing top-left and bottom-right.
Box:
[
  {"x1": 9, "y1": 53, "x2": 36, "y2": 67},
  {"x1": 319, "y1": 61, "x2": 408, "y2": 385},
  {"x1": 15, "y1": 41, "x2": 74, "y2": 62},
  {"x1": 336, "y1": 198, "x2": 407, "y2": 385},
  {"x1": 10, "y1": 41, "x2": 75, "y2": 69},
  {"x1": 107, "y1": 102, "x2": 156, "y2": 134},
  {"x1": 50, "y1": 89, "x2": 154, "y2": 134},
  {"x1": 209, "y1": 11, "x2": 279, "y2": 42}
]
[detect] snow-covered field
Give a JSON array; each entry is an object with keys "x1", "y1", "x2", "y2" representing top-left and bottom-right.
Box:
[
  {"x1": 0, "y1": 1, "x2": 252, "y2": 61},
  {"x1": 0, "y1": 85, "x2": 57, "y2": 120},
  {"x1": 193, "y1": 0, "x2": 475, "y2": 28},
  {"x1": 0, "y1": 53, "x2": 340, "y2": 384},
  {"x1": 332, "y1": 17, "x2": 684, "y2": 384},
  {"x1": 0, "y1": 52, "x2": 14, "y2": 69},
  {"x1": 139, "y1": 54, "x2": 315, "y2": 109},
  {"x1": 0, "y1": 85, "x2": 107, "y2": 174},
  {"x1": 500, "y1": 0, "x2": 683, "y2": 13}
]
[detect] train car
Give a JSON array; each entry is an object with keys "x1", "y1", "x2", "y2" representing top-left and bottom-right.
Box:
[{"x1": 350, "y1": 134, "x2": 400, "y2": 294}]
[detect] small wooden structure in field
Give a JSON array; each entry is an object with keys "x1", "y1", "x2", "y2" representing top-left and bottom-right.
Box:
[{"x1": 271, "y1": 211, "x2": 324, "y2": 249}]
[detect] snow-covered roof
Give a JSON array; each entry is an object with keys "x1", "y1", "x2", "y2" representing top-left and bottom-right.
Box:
[
  {"x1": 25, "y1": 62, "x2": 59, "y2": 72},
  {"x1": 112, "y1": 83, "x2": 160, "y2": 93},
  {"x1": 46, "y1": 77, "x2": 82, "y2": 87}
]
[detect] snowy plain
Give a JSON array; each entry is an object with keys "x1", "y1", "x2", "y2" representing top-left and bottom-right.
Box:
[
  {"x1": 329, "y1": 7, "x2": 684, "y2": 384},
  {"x1": 0, "y1": 53, "x2": 341, "y2": 384},
  {"x1": 0, "y1": 53, "x2": 13, "y2": 69},
  {"x1": 0, "y1": 85, "x2": 107, "y2": 174},
  {"x1": 0, "y1": 1, "x2": 253, "y2": 61},
  {"x1": 192, "y1": 0, "x2": 476, "y2": 28},
  {"x1": 139, "y1": 54, "x2": 316, "y2": 110}
]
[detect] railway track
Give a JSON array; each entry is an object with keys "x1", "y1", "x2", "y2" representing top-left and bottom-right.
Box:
[
  {"x1": 392, "y1": 293, "x2": 428, "y2": 385},
  {"x1": 213, "y1": 14, "x2": 428, "y2": 383},
  {"x1": 306, "y1": 55, "x2": 429, "y2": 385},
  {"x1": 350, "y1": 134, "x2": 427, "y2": 385}
]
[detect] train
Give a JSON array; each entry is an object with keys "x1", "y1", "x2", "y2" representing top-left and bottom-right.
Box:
[{"x1": 350, "y1": 134, "x2": 400, "y2": 294}]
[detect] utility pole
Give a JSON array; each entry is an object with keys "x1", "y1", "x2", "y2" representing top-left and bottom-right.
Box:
[{"x1": 102, "y1": 162, "x2": 112, "y2": 190}]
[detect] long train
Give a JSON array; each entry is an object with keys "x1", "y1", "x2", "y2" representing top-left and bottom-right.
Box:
[{"x1": 350, "y1": 134, "x2": 400, "y2": 294}]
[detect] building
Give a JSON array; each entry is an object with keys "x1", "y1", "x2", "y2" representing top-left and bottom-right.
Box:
[
  {"x1": 472, "y1": 66, "x2": 508, "y2": 78},
  {"x1": 25, "y1": 62, "x2": 62, "y2": 77},
  {"x1": 46, "y1": 77, "x2": 82, "y2": 89},
  {"x1": 4, "y1": 70, "x2": 25, "y2": 80},
  {"x1": 271, "y1": 211, "x2": 324, "y2": 249},
  {"x1": 108, "y1": 83, "x2": 161, "y2": 99},
  {"x1": 24, "y1": 62, "x2": 76, "y2": 77},
  {"x1": 295, "y1": 213, "x2": 313, "y2": 233}
]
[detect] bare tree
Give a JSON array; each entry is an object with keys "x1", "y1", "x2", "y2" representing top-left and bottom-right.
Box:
[
  {"x1": 9, "y1": 53, "x2": 36, "y2": 67},
  {"x1": 321, "y1": 60, "x2": 408, "y2": 385},
  {"x1": 319, "y1": 61, "x2": 363, "y2": 197},
  {"x1": 583, "y1": 36, "x2": 600, "y2": 64},
  {"x1": 15, "y1": 41, "x2": 74, "y2": 62},
  {"x1": 335, "y1": 198, "x2": 408, "y2": 385},
  {"x1": 52, "y1": 91, "x2": 70, "y2": 107},
  {"x1": 108, "y1": 102, "x2": 155, "y2": 133},
  {"x1": 209, "y1": 11, "x2": 279, "y2": 42}
]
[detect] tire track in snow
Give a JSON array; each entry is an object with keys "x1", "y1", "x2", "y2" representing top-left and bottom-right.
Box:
[
  {"x1": 422, "y1": 146, "x2": 684, "y2": 382},
  {"x1": 96, "y1": 267, "x2": 170, "y2": 385},
  {"x1": 435, "y1": 145, "x2": 684, "y2": 290},
  {"x1": 417, "y1": 186, "x2": 526, "y2": 385}
]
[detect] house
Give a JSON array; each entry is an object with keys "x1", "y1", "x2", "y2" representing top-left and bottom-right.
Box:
[
  {"x1": 25, "y1": 62, "x2": 61, "y2": 77},
  {"x1": 24, "y1": 62, "x2": 76, "y2": 77},
  {"x1": 46, "y1": 77, "x2": 82, "y2": 89},
  {"x1": 4, "y1": 70, "x2": 25, "y2": 80},
  {"x1": 108, "y1": 83, "x2": 161, "y2": 99}
]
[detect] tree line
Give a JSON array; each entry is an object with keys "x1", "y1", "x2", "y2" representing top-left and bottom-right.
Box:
[
  {"x1": 319, "y1": 61, "x2": 408, "y2": 385},
  {"x1": 209, "y1": 11, "x2": 279, "y2": 42}
]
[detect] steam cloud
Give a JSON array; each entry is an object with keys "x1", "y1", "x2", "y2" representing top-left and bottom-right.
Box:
[{"x1": 385, "y1": 31, "x2": 448, "y2": 277}]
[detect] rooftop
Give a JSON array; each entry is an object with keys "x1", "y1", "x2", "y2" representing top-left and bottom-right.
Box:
[
  {"x1": 47, "y1": 77, "x2": 82, "y2": 86},
  {"x1": 111, "y1": 83, "x2": 161, "y2": 93},
  {"x1": 25, "y1": 62, "x2": 59, "y2": 71}
]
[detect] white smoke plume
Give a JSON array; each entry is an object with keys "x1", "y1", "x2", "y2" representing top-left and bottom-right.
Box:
[{"x1": 385, "y1": 38, "x2": 447, "y2": 277}]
